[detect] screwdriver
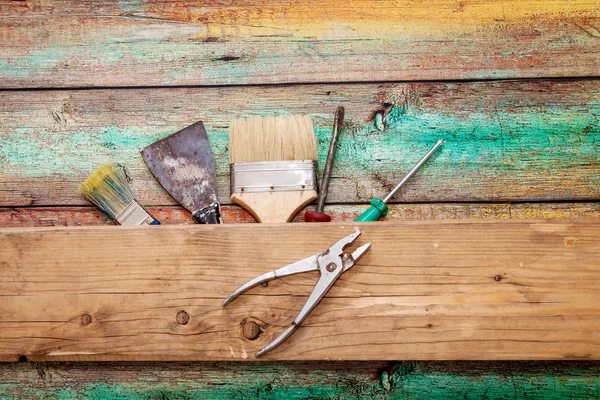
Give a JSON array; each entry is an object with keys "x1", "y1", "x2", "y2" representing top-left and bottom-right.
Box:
[
  {"x1": 305, "y1": 106, "x2": 345, "y2": 222},
  {"x1": 355, "y1": 139, "x2": 444, "y2": 222}
]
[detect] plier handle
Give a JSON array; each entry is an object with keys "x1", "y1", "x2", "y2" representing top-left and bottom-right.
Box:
[{"x1": 222, "y1": 230, "x2": 371, "y2": 357}]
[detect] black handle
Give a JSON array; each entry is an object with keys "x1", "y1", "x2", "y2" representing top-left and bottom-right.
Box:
[{"x1": 192, "y1": 203, "x2": 222, "y2": 224}]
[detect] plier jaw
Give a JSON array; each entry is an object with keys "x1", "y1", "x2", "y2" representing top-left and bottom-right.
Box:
[{"x1": 222, "y1": 230, "x2": 371, "y2": 357}]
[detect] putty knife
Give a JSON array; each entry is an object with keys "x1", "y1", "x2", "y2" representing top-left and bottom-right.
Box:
[{"x1": 141, "y1": 121, "x2": 222, "y2": 224}]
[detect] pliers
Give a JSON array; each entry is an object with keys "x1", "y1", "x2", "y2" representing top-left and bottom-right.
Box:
[{"x1": 222, "y1": 230, "x2": 371, "y2": 357}]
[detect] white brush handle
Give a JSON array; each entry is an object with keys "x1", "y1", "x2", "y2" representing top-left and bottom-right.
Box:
[{"x1": 115, "y1": 201, "x2": 159, "y2": 226}]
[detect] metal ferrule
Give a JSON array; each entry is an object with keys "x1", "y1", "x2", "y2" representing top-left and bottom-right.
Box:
[
  {"x1": 115, "y1": 201, "x2": 157, "y2": 226},
  {"x1": 231, "y1": 160, "x2": 317, "y2": 194}
]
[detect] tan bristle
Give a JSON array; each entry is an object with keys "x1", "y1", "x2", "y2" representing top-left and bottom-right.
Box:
[{"x1": 229, "y1": 115, "x2": 317, "y2": 163}]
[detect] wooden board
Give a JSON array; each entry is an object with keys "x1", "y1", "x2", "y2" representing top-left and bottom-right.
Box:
[
  {"x1": 2, "y1": 79, "x2": 599, "y2": 207},
  {"x1": 1, "y1": 220, "x2": 599, "y2": 361},
  {"x1": 2, "y1": 203, "x2": 600, "y2": 227},
  {"x1": 1, "y1": 361, "x2": 600, "y2": 399},
  {"x1": 1, "y1": 1, "x2": 599, "y2": 88},
  {"x1": 2, "y1": 0, "x2": 600, "y2": 394}
]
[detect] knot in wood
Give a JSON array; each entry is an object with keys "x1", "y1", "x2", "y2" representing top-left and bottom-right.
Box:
[
  {"x1": 242, "y1": 320, "x2": 262, "y2": 340},
  {"x1": 81, "y1": 313, "x2": 92, "y2": 326},
  {"x1": 176, "y1": 310, "x2": 190, "y2": 325}
]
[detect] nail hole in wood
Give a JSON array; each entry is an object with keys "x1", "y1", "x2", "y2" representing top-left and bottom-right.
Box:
[
  {"x1": 18, "y1": 355, "x2": 28, "y2": 362},
  {"x1": 177, "y1": 310, "x2": 190, "y2": 325},
  {"x1": 494, "y1": 275, "x2": 502, "y2": 282}
]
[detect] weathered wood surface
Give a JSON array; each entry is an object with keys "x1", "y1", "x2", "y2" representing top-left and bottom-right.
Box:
[
  {"x1": 1, "y1": 1, "x2": 599, "y2": 88},
  {"x1": 1, "y1": 220, "x2": 599, "y2": 361},
  {"x1": 0, "y1": 361, "x2": 599, "y2": 399},
  {"x1": 2, "y1": 203, "x2": 600, "y2": 227},
  {"x1": 2, "y1": 0, "x2": 600, "y2": 394},
  {"x1": 1, "y1": 79, "x2": 599, "y2": 207}
]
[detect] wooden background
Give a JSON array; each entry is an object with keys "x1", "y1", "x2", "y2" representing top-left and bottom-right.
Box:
[{"x1": 1, "y1": 0, "x2": 599, "y2": 397}]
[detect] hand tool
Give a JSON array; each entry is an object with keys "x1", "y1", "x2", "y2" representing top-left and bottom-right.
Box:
[
  {"x1": 305, "y1": 106, "x2": 344, "y2": 222},
  {"x1": 222, "y1": 230, "x2": 371, "y2": 357},
  {"x1": 141, "y1": 121, "x2": 221, "y2": 224},
  {"x1": 79, "y1": 163, "x2": 159, "y2": 226},
  {"x1": 355, "y1": 139, "x2": 444, "y2": 222},
  {"x1": 229, "y1": 115, "x2": 318, "y2": 223}
]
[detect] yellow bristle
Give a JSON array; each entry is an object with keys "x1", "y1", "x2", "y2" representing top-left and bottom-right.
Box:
[
  {"x1": 79, "y1": 163, "x2": 135, "y2": 219},
  {"x1": 229, "y1": 115, "x2": 317, "y2": 163}
]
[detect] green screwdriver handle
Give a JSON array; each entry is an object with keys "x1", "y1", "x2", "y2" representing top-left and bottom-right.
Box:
[
  {"x1": 355, "y1": 139, "x2": 443, "y2": 222},
  {"x1": 354, "y1": 198, "x2": 388, "y2": 222}
]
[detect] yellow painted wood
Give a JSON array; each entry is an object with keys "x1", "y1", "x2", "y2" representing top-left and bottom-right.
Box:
[
  {"x1": 1, "y1": 203, "x2": 599, "y2": 227},
  {"x1": 0, "y1": 1, "x2": 598, "y2": 87}
]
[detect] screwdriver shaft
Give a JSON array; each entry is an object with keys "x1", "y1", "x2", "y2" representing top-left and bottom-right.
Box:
[{"x1": 382, "y1": 139, "x2": 444, "y2": 204}]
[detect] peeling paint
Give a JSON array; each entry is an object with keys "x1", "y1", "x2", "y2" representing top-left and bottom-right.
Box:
[{"x1": 1, "y1": 361, "x2": 599, "y2": 399}]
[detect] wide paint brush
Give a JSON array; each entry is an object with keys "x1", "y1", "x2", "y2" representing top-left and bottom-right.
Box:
[
  {"x1": 79, "y1": 163, "x2": 159, "y2": 226},
  {"x1": 229, "y1": 115, "x2": 318, "y2": 223}
]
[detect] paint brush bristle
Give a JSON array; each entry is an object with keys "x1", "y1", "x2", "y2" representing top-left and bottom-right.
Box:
[
  {"x1": 79, "y1": 163, "x2": 135, "y2": 220},
  {"x1": 229, "y1": 115, "x2": 317, "y2": 163}
]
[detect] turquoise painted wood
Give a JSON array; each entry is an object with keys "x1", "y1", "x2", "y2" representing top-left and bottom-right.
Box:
[
  {"x1": 1, "y1": 1, "x2": 600, "y2": 397},
  {"x1": 0, "y1": 1, "x2": 598, "y2": 88},
  {"x1": 0, "y1": 361, "x2": 599, "y2": 399},
  {"x1": 1, "y1": 80, "x2": 599, "y2": 207}
]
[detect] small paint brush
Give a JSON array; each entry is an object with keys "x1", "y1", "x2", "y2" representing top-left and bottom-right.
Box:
[
  {"x1": 79, "y1": 163, "x2": 160, "y2": 226},
  {"x1": 305, "y1": 106, "x2": 344, "y2": 222},
  {"x1": 229, "y1": 115, "x2": 318, "y2": 223}
]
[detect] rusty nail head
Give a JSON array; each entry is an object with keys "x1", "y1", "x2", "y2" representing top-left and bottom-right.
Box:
[
  {"x1": 494, "y1": 275, "x2": 502, "y2": 282},
  {"x1": 261, "y1": 282, "x2": 268, "y2": 287},
  {"x1": 81, "y1": 313, "x2": 92, "y2": 325},
  {"x1": 242, "y1": 320, "x2": 261, "y2": 340},
  {"x1": 177, "y1": 310, "x2": 190, "y2": 325}
]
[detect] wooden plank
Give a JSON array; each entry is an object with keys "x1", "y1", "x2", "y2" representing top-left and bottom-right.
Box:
[
  {"x1": 0, "y1": 361, "x2": 599, "y2": 399},
  {"x1": 1, "y1": 203, "x2": 600, "y2": 227},
  {"x1": 0, "y1": 1, "x2": 598, "y2": 88},
  {"x1": 1, "y1": 220, "x2": 599, "y2": 361},
  {"x1": 1, "y1": 79, "x2": 599, "y2": 207}
]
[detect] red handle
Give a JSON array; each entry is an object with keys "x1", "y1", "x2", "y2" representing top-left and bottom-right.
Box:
[{"x1": 304, "y1": 211, "x2": 332, "y2": 222}]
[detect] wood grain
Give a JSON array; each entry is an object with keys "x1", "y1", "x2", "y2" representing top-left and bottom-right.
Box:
[
  {"x1": 1, "y1": 79, "x2": 599, "y2": 207},
  {"x1": 1, "y1": 203, "x2": 600, "y2": 227},
  {"x1": 1, "y1": 220, "x2": 599, "y2": 361},
  {"x1": 1, "y1": 361, "x2": 599, "y2": 399},
  {"x1": 1, "y1": 0, "x2": 599, "y2": 392},
  {"x1": 0, "y1": 1, "x2": 598, "y2": 88}
]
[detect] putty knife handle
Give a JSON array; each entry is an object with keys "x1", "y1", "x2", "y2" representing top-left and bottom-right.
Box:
[{"x1": 192, "y1": 202, "x2": 222, "y2": 224}]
